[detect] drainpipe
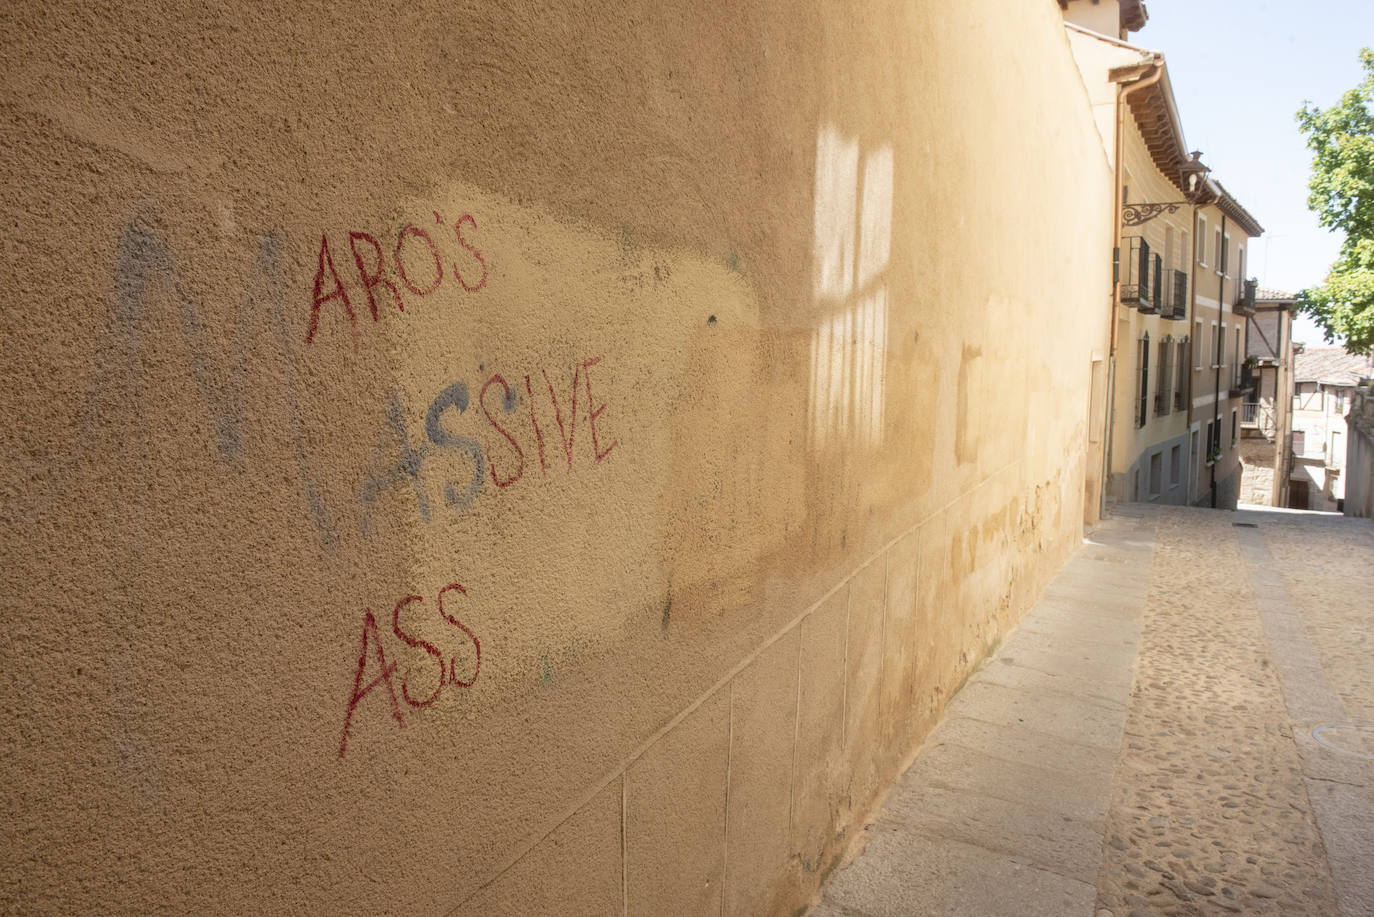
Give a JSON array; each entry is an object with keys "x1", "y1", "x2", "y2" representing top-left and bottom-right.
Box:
[
  {"x1": 1276, "y1": 306, "x2": 1288, "y2": 506},
  {"x1": 1103, "y1": 57, "x2": 1164, "y2": 512},
  {"x1": 1211, "y1": 211, "x2": 1227, "y2": 508},
  {"x1": 1186, "y1": 200, "x2": 1199, "y2": 503}
]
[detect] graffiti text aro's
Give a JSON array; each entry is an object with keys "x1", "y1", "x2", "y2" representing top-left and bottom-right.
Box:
[{"x1": 307, "y1": 211, "x2": 487, "y2": 348}]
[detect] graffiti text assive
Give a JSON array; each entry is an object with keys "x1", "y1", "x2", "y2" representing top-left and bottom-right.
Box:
[{"x1": 360, "y1": 356, "x2": 619, "y2": 536}]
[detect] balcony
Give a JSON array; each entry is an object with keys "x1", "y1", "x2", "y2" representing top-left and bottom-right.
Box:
[
  {"x1": 1230, "y1": 363, "x2": 1256, "y2": 399},
  {"x1": 1120, "y1": 237, "x2": 1156, "y2": 312},
  {"x1": 1235, "y1": 278, "x2": 1257, "y2": 316},
  {"x1": 1241, "y1": 401, "x2": 1275, "y2": 436},
  {"x1": 1154, "y1": 391, "x2": 1170, "y2": 417},
  {"x1": 1174, "y1": 389, "x2": 1185, "y2": 412}
]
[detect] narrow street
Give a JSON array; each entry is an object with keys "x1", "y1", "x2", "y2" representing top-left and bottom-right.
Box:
[{"x1": 810, "y1": 506, "x2": 1374, "y2": 917}]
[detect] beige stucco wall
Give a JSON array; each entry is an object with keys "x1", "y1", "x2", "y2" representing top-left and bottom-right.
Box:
[
  {"x1": 1346, "y1": 386, "x2": 1374, "y2": 517},
  {"x1": 0, "y1": 2, "x2": 1112, "y2": 915}
]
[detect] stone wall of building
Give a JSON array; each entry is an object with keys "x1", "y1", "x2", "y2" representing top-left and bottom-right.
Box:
[
  {"x1": 1346, "y1": 382, "x2": 1374, "y2": 518},
  {"x1": 0, "y1": 2, "x2": 1112, "y2": 914}
]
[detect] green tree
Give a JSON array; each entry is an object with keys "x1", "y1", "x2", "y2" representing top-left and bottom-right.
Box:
[{"x1": 1296, "y1": 48, "x2": 1374, "y2": 354}]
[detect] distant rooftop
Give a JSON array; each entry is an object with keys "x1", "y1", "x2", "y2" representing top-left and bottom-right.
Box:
[
  {"x1": 1294, "y1": 347, "x2": 1374, "y2": 386},
  {"x1": 1255, "y1": 287, "x2": 1295, "y2": 302}
]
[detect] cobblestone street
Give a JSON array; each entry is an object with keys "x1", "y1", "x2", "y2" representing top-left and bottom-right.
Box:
[{"x1": 811, "y1": 506, "x2": 1374, "y2": 917}]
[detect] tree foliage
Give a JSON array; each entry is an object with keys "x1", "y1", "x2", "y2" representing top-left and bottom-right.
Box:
[{"x1": 1296, "y1": 48, "x2": 1374, "y2": 354}]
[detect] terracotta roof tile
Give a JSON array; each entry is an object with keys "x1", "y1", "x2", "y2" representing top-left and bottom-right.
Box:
[{"x1": 1293, "y1": 347, "x2": 1374, "y2": 386}]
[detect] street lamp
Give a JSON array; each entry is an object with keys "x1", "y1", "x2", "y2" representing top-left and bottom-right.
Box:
[{"x1": 1122, "y1": 151, "x2": 1211, "y2": 226}]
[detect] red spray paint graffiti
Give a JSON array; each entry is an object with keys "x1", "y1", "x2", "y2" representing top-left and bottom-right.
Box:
[
  {"x1": 307, "y1": 211, "x2": 487, "y2": 347},
  {"x1": 338, "y1": 582, "x2": 482, "y2": 757},
  {"x1": 358, "y1": 356, "x2": 620, "y2": 537}
]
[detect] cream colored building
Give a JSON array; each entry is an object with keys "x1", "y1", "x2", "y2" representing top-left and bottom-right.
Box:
[
  {"x1": 1, "y1": 2, "x2": 1116, "y2": 915},
  {"x1": 1063, "y1": 10, "x2": 1262, "y2": 511},
  {"x1": 1186, "y1": 185, "x2": 1263, "y2": 509}
]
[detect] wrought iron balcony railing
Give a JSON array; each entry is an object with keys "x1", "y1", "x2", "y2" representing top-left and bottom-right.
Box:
[{"x1": 1120, "y1": 237, "x2": 1154, "y2": 311}]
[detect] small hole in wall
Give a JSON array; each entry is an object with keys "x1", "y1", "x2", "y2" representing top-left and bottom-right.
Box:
[
  {"x1": 914, "y1": 330, "x2": 920, "y2": 344},
  {"x1": 707, "y1": 315, "x2": 717, "y2": 325}
]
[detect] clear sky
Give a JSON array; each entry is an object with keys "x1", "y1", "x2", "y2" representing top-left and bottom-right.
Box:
[{"x1": 1139, "y1": 1, "x2": 1374, "y2": 346}]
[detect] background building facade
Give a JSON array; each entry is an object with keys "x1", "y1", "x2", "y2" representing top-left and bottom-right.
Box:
[
  {"x1": 1187, "y1": 188, "x2": 1262, "y2": 509},
  {"x1": 1290, "y1": 347, "x2": 1374, "y2": 510}
]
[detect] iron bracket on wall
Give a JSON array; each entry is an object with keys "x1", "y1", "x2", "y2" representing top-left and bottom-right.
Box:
[{"x1": 1122, "y1": 201, "x2": 1191, "y2": 226}]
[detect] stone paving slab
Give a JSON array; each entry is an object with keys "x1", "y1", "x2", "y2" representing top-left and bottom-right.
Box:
[
  {"x1": 996, "y1": 628, "x2": 1137, "y2": 674},
  {"x1": 931, "y1": 716, "x2": 1119, "y2": 778},
  {"x1": 895, "y1": 740, "x2": 1113, "y2": 824},
  {"x1": 816, "y1": 826, "x2": 1096, "y2": 917},
  {"x1": 975, "y1": 658, "x2": 1128, "y2": 710},
  {"x1": 986, "y1": 644, "x2": 1135, "y2": 693},
  {"x1": 941, "y1": 682, "x2": 1127, "y2": 752},
  {"x1": 880, "y1": 782, "x2": 1106, "y2": 883}
]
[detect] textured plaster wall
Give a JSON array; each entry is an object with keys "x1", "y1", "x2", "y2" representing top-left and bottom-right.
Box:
[
  {"x1": 1346, "y1": 393, "x2": 1374, "y2": 517},
  {"x1": 0, "y1": 2, "x2": 1111, "y2": 915}
]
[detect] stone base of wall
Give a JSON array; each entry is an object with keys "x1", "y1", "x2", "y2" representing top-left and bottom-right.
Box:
[{"x1": 1238, "y1": 438, "x2": 1277, "y2": 507}]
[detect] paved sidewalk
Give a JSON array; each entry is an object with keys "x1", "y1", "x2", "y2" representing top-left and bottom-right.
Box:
[
  {"x1": 809, "y1": 508, "x2": 1157, "y2": 916},
  {"x1": 807, "y1": 505, "x2": 1374, "y2": 917}
]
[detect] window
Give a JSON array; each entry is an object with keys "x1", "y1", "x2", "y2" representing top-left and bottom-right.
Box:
[
  {"x1": 1197, "y1": 215, "x2": 1208, "y2": 265},
  {"x1": 1206, "y1": 421, "x2": 1215, "y2": 462},
  {"x1": 1137, "y1": 335, "x2": 1150, "y2": 428},
  {"x1": 1175, "y1": 341, "x2": 1188, "y2": 408},
  {"x1": 1231, "y1": 409, "x2": 1238, "y2": 442},
  {"x1": 1238, "y1": 246, "x2": 1246, "y2": 283},
  {"x1": 1293, "y1": 430, "x2": 1306, "y2": 456},
  {"x1": 1234, "y1": 328, "x2": 1241, "y2": 385},
  {"x1": 1194, "y1": 320, "x2": 1204, "y2": 368},
  {"x1": 1156, "y1": 340, "x2": 1170, "y2": 415},
  {"x1": 1222, "y1": 232, "x2": 1231, "y2": 276},
  {"x1": 1335, "y1": 388, "x2": 1346, "y2": 412},
  {"x1": 1215, "y1": 228, "x2": 1224, "y2": 273},
  {"x1": 1170, "y1": 444, "x2": 1181, "y2": 487},
  {"x1": 1149, "y1": 452, "x2": 1163, "y2": 497},
  {"x1": 1190, "y1": 430, "x2": 1199, "y2": 495},
  {"x1": 1220, "y1": 322, "x2": 1227, "y2": 367}
]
